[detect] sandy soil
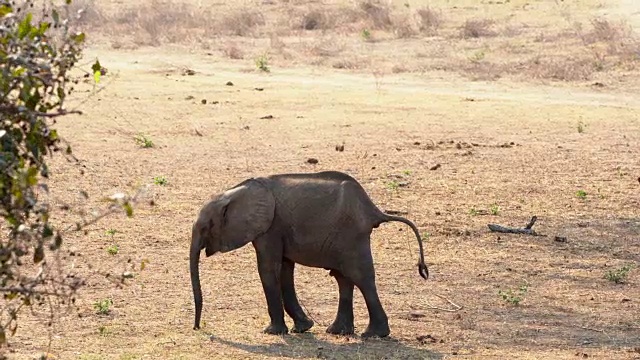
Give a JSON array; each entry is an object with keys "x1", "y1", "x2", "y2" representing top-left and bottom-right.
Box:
[{"x1": 5, "y1": 0, "x2": 640, "y2": 359}]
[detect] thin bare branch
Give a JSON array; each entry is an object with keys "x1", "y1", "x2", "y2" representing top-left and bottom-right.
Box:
[
  {"x1": 425, "y1": 294, "x2": 463, "y2": 312},
  {"x1": 0, "y1": 105, "x2": 83, "y2": 118}
]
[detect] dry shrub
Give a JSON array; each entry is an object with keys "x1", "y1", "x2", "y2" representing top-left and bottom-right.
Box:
[
  {"x1": 587, "y1": 18, "x2": 638, "y2": 57},
  {"x1": 461, "y1": 18, "x2": 497, "y2": 38},
  {"x1": 576, "y1": 18, "x2": 632, "y2": 46},
  {"x1": 391, "y1": 64, "x2": 409, "y2": 73},
  {"x1": 298, "y1": 8, "x2": 335, "y2": 30},
  {"x1": 352, "y1": 2, "x2": 423, "y2": 39},
  {"x1": 589, "y1": 18, "x2": 627, "y2": 42},
  {"x1": 294, "y1": 5, "x2": 362, "y2": 33},
  {"x1": 394, "y1": 23, "x2": 418, "y2": 38},
  {"x1": 391, "y1": 12, "x2": 418, "y2": 39},
  {"x1": 572, "y1": 18, "x2": 639, "y2": 67},
  {"x1": 358, "y1": 0, "x2": 392, "y2": 30},
  {"x1": 218, "y1": 8, "x2": 266, "y2": 36},
  {"x1": 416, "y1": 6, "x2": 442, "y2": 35},
  {"x1": 222, "y1": 42, "x2": 244, "y2": 59}
]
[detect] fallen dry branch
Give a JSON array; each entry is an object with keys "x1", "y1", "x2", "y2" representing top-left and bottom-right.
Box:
[
  {"x1": 385, "y1": 209, "x2": 409, "y2": 215},
  {"x1": 577, "y1": 325, "x2": 605, "y2": 333},
  {"x1": 487, "y1": 216, "x2": 545, "y2": 236},
  {"x1": 425, "y1": 294, "x2": 463, "y2": 312}
]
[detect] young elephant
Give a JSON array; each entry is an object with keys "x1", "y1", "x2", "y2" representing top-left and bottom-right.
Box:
[{"x1": 190, "y1": 171, "x2": 429, "y2": 338}]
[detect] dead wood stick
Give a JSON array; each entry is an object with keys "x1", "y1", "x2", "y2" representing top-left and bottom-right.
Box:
[
  {"x1": 425, "y1": 294, "x2": 463, "y2": 312},
  {"x1": 385, "y1": 209, "x2": 408, "y2": 215},
  {"x1": 487, "y1": 216, "x2": 545, "y2": 236},
  {"x1": 578, "y1": 326, "x2": 605, "y2": 333},
  {"x1": 524, "y1": 216, "x2": 537, "y2": 229}
]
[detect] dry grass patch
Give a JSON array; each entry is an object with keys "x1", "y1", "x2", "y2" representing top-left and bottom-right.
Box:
[
  {"x1": 52, "y1": 0, "x2": 640, "y2": 88},
  {"x1": 502, "y1": 56, "x2": 590, "y2": 82},
  {"x1": 218, "y1": 8, "x2": 266, "y2": 37},
  {"x1": 77, "y1": 2, "x2": 266, "y2": 44},
  {"x1": 90, "y1": 0, "x2": 217, "y2": 45},
  {"x1": 460, "y1": 55, "x2": 597, "y2": 82},
  {"x1": 452, "y1": 15, "x2": 640, "y2": 83},
  {"x1": 463, "y1": 60, "x2": 506, "y2": 81},
  {"x1": 332, "y1": 56, "x2": 370, "y2": 70},
  {"x1": 308, "y1": 37, "x2": 345, "y2": 57}
]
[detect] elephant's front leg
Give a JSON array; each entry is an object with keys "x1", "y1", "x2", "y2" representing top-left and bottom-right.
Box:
[
  {"x1": 253, "y1": 240, "x2": 288, "y2": 335},
  {"x1": 280, "y1": 258, "x2": 314, "y2": 333}
]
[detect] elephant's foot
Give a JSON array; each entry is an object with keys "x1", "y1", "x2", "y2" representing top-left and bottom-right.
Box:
[
  {"x1": 291, "y1": 317, "x2": 314, "y2": 333},
  {"x1": 263, "y1": 322, "x2": 289, "y2": 335},
  {"x1": 326, "y1": 320, "x2": 355, "y2": 335},
  {"x1": 361, "y1": 322, "x2": 390, "y2": 338}
]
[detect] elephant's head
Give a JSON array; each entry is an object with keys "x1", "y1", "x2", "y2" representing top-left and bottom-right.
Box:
[{"x1": 189, "y1": 179, "x2": 275, "y2": 330}]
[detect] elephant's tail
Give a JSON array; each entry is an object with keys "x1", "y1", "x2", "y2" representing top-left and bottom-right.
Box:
[{"x1": 381, "y1": 214, "x2": 429, "y2": 280}]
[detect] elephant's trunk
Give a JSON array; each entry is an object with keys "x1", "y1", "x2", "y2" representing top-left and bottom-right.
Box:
[{"x1": 190, "y1": 233, "x2": 203, "y2": 330}]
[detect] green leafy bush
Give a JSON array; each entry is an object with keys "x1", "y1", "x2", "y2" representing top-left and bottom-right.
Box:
[{"x1": 0, "y1": 0, "x2": 134, "y2": 347}]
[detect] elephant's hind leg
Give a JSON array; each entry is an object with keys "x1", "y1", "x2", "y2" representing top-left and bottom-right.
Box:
[
  {"x1": 341, "y1": 241, "x2": 390, "y2": 338},
  {"x1": 326, "y1": 270, "x2": 355, "y2": 335},
  {"x1": 281, "y1": 258, "x2": 314, "y2": 333},
  {"x1": 253, "y1": 239, "x2": 288, "y2": 335}
]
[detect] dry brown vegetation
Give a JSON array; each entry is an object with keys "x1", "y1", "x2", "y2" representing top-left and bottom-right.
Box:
[
  {"x1": 66, "y1": 0, "x2": 640, "y2": 87},
  {"x1": 6, "y1": 0, "x2": 640, "y2": 359}
]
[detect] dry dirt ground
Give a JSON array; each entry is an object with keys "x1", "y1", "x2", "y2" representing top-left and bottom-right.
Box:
[{"x1": 6, "y1": 0, "x2": 640, "y2": 359}]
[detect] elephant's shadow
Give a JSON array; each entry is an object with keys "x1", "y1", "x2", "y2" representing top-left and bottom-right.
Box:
[{"x1": 209, "y1": 331, "x2": 443, "y2": 360}]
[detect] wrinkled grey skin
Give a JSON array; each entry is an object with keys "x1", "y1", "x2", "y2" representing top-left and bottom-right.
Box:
[{"x1": 190, "y1": 171, "x2": 428, "y2": 338}]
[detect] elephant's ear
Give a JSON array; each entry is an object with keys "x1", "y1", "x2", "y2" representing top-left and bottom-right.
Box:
[{"x1": 219, "y1": 179, "x2": 275, "y2": 253}]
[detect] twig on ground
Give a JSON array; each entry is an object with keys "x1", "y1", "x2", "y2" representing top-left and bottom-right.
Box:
[
  {"x1": 298, "y1": 298, "x2": 323, "y2": 327},
  {"x1": 578, "y1": 326, "x2": 605, "y2": 333},
  {"x1": 425, "y1": 294, "x2": 462, "y2": 312},
  {"x1": 487, "y1": 216, "x2": 545, "y2": 236},
  {"x1": 385, "y1": 209, "x2": 408, "y2": 215}
]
